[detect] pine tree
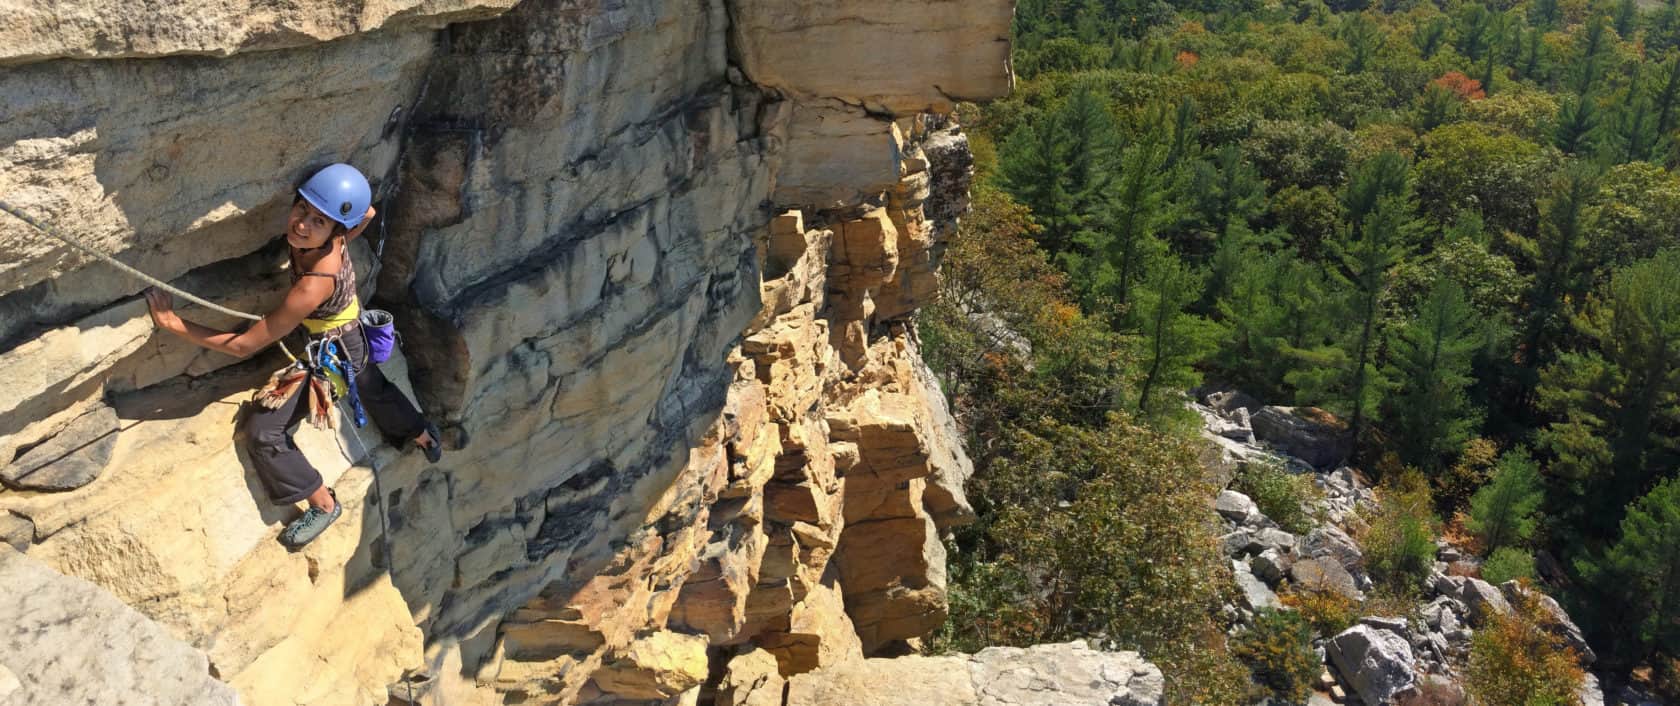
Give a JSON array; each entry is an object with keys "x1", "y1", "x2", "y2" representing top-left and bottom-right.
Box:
[
  {"x1": 1216, "y1": 253, "x2": 1335, "y2": 401},
  {"x1": 1336, "y1": 194, "x2": 1413, "y2": 442},
  {"x1": 1163, "y1": 97, "x2": 1200, "y2": 172},
  {"x1": 1614, "y1": 0, "x2": 1639, "y2": 40},
  {"x1": 1604, "y1": 65, "x2": 1672, "y2": 164},
  {"x1": 1074, "y1": 137, "x2": 1176, "y2": 314},
  {"x1": 1414, "y1": 16, "x2": 1450, "y2": 59},
  {"x1": 1414, "y1": 84, "x2": 1462, "y2": 132},
  {"x1": 1530, "y1": 0, "x2": 1561, "y2": 31},
  {"x1": 999, "y1": 121, "x2": 1078, "y2": 255},
  {"x1": 1467, "y1": 448, "x2": 1544, "y2": 551},
  {"x1": 1575, "y1": 477, "x2": 1680, "y2": 662},
  {"x1": 1538, "y1": 250, "x2": 1680, "y2": 545},
  {"x1": 1189, "y1": 144, "x2": 1267, "y2": 301},
  {"x1": 1385, "y1": 279, "x2": 1486, "y2": 471},
  {"x1": 998, "y1": 85, "x2": 1121, "y2": 260},
  {"x1": 1654, "y1": 52, "x2": 1680, "y2": 137},
  {"x1": 1457, "y1": 5, "x2": 1495, "y2": 61},
  {"x1": 1574, "y1": 14, "x2": 1611, "y2": 95},
  {"x1": 1515, "y1": 165, "x2": 1601, "y2": 382},
  {"x1": 1655, "y1": 1, "x2": 1680, "y2": 54},
  {"x1": 1342, "y1": 151, "x2": 1410, "y2": 239},
  {"x1": 1515, "y1": 28, "x2": 1550, "y2": 83},
  {"x1": 1134, "y1": 258, "x2": 1221, "y2": 422},
  {"x1": 1058, "y1": 85, "x2": 1121, "y2": 224},
  {"x1": 1343, "y1": 13, "x2": 1380, "y2": 73},
  {"x1": 1290, "y1": 153, "x2": 1416, "y2": 439},
  {"x1": 1553, "y1": 94, "x2": 1602, "y2": 155}
]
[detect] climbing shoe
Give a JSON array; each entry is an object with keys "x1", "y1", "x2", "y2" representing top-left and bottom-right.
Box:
[
  {"x1": 420, "y1": 420, "x2": 444, "y2": 464},
  {"x1": 280, "y1": 489, "x2": 342, "y2": 549}
]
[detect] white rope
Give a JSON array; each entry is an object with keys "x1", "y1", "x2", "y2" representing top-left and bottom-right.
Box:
[{"x1": 0, "y1": 198, "x2": 299, "y2": 362}]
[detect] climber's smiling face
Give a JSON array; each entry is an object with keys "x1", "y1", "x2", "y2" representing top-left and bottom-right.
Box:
[{"x1": 286, "y1": 198, "x2": 338, "y2": 250}]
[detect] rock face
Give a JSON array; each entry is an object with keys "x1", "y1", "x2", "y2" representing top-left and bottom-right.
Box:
[
  {"x1": 0, "y1": 2, "x2": 1013, "y2": 704},
  {"x1": 0, "y1": 546, "x2": 239, "y2": 705},
  {"x1": 783, "y1": 641, "x2": 1165, "y2": 706}
]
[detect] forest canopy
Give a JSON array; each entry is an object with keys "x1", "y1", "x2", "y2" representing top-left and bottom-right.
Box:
[{"x1": 926, "y1": 0, "x2": 1680, "y2": 695}]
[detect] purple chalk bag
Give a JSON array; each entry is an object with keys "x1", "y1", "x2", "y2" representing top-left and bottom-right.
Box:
[{"x1": 360, "y1": 309, "x2": 398, "y2": 364}]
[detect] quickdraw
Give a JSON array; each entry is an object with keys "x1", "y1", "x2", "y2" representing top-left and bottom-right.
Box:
[{"x1": 254, "y1": 335, "x2": 368, "y2": 430}]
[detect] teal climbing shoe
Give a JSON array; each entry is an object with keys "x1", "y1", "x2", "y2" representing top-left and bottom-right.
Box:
[{"x1": 280, "y1": 489, "x2": 342, "y2": 549}]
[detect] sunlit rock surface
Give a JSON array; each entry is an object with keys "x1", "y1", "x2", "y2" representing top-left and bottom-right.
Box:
[{"x1": 0, "y1": 1, "x2": 1012, "y2": 702}]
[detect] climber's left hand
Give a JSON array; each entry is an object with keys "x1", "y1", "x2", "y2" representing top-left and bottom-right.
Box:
[{"x1": 144, "y1": 287, "x2": 183, "y2": 332}]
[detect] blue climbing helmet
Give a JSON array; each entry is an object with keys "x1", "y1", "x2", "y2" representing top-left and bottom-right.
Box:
[{"x1": 297, "y1": 163, "x2": 372, "y2": 230}]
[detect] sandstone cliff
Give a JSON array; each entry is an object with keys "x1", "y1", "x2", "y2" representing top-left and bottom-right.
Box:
[{"x1": 0, "y1": 1, "x2": 1013, "y2": 704}]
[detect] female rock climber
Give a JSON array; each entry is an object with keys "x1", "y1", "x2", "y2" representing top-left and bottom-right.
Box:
[{"x1": 143, "y1": 163, "x2": 442, "y2": 549}]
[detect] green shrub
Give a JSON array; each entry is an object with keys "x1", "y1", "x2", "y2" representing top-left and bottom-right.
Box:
[
  {"x1": 1233, "y1": 460, "x2": 1318, "y2": 534},
  {"x1": 1233, "y1": 609, "x2": 1320, "y2": 703},
  {"x1": 1467, "y1": 449, "x2": 1543, "y2": 552},
  {"x1": 1465, "y1": 592, "x2": 1585, "y2": 706},
  {"x1": 1480, "y1": 547, "x2": 1536, "y2": 585},
  {"x1": 1280, "y1": 588, "x2": 1358, "y2": 638},
  {"x1": 1361, "y1": 470, "x2": 1439, "y2": 594}
]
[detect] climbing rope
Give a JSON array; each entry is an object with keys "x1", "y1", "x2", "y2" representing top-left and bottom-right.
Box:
[
  {"x1": 0, "y1": 198, "x2": 300, "y2": 363},
  {"x1": 322, "y1": 385, "x2": 401, "y2": 626}
]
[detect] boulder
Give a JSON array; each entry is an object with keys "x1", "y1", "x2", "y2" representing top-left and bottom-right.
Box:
[
  {"x1": 1435, "y1": 576, "x2": 1510, "y2": 626},
  {"x1": 1234, "y1": 560, "x2": 1281, "y2": 611},
  {"x1": 1252, "y1": 527, "x2": 1298, "y2": 554},
  {"x1": 0, "y1": 546, "x2": 238, "y2": 705},
  {"x1": 0, "y1": 513, "x2": 30, "y2": 552},
  {"x1": 1204, "y1": 409, "x2": 1256, "y2": 444},
  {"x1": 1251, "y1": 406, "x2": 1352, "y2": 468},
  {"x1": 1216, "y1": 490, "x2": 1259, "y2": 524},
  {"x1": 1326, "y1": 625, "x2": 1417, "y2": 706},
  {"x1": 716, "y1": 649, "x2": 786, "y2": 706},
  {"x1": 1251, "y1": 548, "x2": 1291, "y2": 586},
  {"x1": 1302, "y1": 526, "x2": 1364, "y2": 575},
  {"x1": 1359, "y1": 616, "x2": 1409, "y2": 640},
  {"x1": 968, "y1": 642, "x2": 1164, "y2": 706},
  {"x1": 786, "y1": 654, "x2": 973, "y2": 706},
  {"x1": 1221, "y1": 529, "x2": 1260, "y2": 558},
  {"x1": 590, "y1": 631, "x2": 710, "y2": 700},
  {"x1": 730, "y1": 0, "x2": 1016, "y2": 115},
  {"x1": 786, "y1": 641, "x2": 1164, "y2": 706},
  {"x1": 1290, "y1": 558, "x2": 1360, "y2": 601},
  {"x1": 1202, "y1": 389, "x2": 1264, "y2": 417},
  {"x1": 1580, "y1": 673, "x2": 1605, "y2": 706},
  {"x1": 1421, "y1": 596, "x2": 1463, "y2": 634}
]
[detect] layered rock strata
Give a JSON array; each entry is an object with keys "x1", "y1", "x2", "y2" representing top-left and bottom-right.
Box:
[{"x1": 0, "y1": 1, "x2": 1011, "y2": 703}]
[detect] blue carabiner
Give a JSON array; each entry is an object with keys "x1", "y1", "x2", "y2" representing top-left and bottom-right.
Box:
[{"x1": 330, "y1": 340, "x2": 368, "y2": 429}]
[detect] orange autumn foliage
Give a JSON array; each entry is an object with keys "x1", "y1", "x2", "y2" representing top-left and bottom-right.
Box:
[
  {"x1": 1176, "y1": 50, "x2": 1199, "y2": 68},
  {"x1": 1431, "y1": 72, "x2": 1486, "y2": 101}
]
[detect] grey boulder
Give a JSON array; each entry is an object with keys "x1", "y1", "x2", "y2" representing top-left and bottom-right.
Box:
[
  {"x1": 1250, "y1": 406, "x2": 1352, "y2": 468},
  {"x1": 1327, "y1": 625, "x2": 1417, "y2": 706}
]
